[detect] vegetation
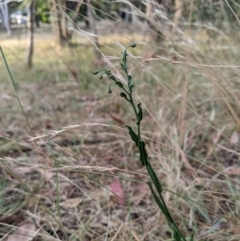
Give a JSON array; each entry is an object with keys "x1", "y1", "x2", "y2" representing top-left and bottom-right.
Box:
[
  {"x1": 94, "y1": 44, "x2": 193, "y2": 241},
  {"x1": 0, "y1": 0, "x2": 240, "y2": 241}
]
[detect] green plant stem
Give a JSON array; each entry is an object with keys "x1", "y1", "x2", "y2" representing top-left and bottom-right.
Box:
[
  {"x1": 129, "y1": 96, "x2": 141, "y2": 138},
  {"x1": 94, "y1": 43, "x2": 192, "y2": 241}
]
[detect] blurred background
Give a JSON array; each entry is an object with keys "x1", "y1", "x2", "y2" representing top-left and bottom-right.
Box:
[{"x1": 0, "y1": 1, "x2": 240, "y2": 241}]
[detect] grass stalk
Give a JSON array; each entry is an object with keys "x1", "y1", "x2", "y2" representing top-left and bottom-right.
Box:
[{"x1": 0, "y1": 45, "x2": 32, "y2": 133}]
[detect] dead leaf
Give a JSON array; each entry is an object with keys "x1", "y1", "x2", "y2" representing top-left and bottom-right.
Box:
[
  {"x1": 92, "y1": 59, "x2": 105, "y2": 67},
  {"x1": 0, "y1": 215, "x2": 24, "y2": 224},
  {"x1": 38, "y1": 170, "x2": 53, "y2": 180},
  {"x1": 6, "y1": 223, "x2": 36, "y2": 241},
  {"x1": 45, "y1": 120, "x2": 53, "y2": 129},
  {"x1": 36, "y1": 138, "x2": 47, "y2": 146},
  {"x1": 230, "y1": 131, "x2": 239, "y2": 144},
  {"x1": 171, "y1": 55, "x2": 178, "y2": 63},
  {"x1": 109, "y1": 113, "x2": 125, "y2": 125},
  {"x1": 2, "y1": 94, "x2": 13, "y2": 100},
  {"x1": 60, "y1": 197, "x2": 82, "y2": 208},
  {"x1": 144, "y1": 51, "x2": 156, "y2": 59},
  {"x1": 131, "y1": 183, "x2": 149, "y2": 206},
  {"x1": 225, "y1": 167, "x2": 240, "y2": 175},
  {"x1": 69, "y1": 68, "x2": 78, "y2": 82},
  {"x1": 110, "y1": 178, "x2": 124, "y2": 205},
  {"x1": 12, "y1": 167, "x2": 35, "y2": 175}
]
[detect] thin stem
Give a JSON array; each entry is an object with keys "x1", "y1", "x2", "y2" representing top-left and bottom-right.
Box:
[
  {"x1": 122, "y1": 86, "x2": 130, "y2": 96},
  {"x1": 0, "y1": 46, "x2": 32, "y2": 134}
]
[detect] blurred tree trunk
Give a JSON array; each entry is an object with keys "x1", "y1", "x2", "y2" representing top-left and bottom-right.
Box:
[
  {"x1": 73, "y1": 1, "x2": 83, "y2": 28},
  {"x1": 52, "y1": 1, "x2": 64, "y2": 46},
  {"x1": 86, "y1": 0, "x2": 100, "y2": 58},
  {"x1": 26, "y1": 0, "x2": 35, "y2": 68},
  {"x1": 142, "y1": 2, "x2": 152, "y2": 40},
  {"x1": 0, "y1": 0, "x2": 11, "y2": 35},
  {"x1": 52, "y1": 0, "x2": 73, "y2": 46},
  {"x1": 143, "y1": 0, "x2": 164, "y2": 43},
  {"x1": 172, "y1": 0, "x2": 183, "y2": 35}
]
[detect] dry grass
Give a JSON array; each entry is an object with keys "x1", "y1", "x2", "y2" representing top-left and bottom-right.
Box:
[{"x1": 0, "y1": 15, "x2": 240, "y2": 241}]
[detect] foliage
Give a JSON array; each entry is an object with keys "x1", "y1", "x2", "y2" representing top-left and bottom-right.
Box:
[{"x1": 36, "y1": 0, "x2": 51, "y2": 23}]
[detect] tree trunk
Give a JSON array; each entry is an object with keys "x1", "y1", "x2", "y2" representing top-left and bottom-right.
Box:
[
  {"x1": 142, "y1": 2, "x2": 152, "y2": 40},
  {"x1": 86, "y1": 0, "x2": 100, "y2": 58},
  {"x1": 53, "y1": 1, "x2": 65, "y2": 46},
  {"x1": 73, "y1": 1, "x2": 83, "y2": 28},
  {"x1": 26, "y1": 0, "x2": 35, "y2": 68},
  {"x1": 172, "y1": 0, "x2": 183, "y2": 35},
  {"x1": 143, "y1": 1, "x2": 164, "y2": 43},
  {"x1": 52, "y1": 0, "x2": 73, "y2": 46}
]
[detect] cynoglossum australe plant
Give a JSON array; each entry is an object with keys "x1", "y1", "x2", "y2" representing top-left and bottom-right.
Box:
[{"x1": 94, "y1": 44, "x2": 194, "y2": 241}]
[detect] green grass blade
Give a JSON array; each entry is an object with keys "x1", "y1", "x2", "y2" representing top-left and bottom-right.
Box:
[{"x1": 0, "y1": 45, "x2": 32, "y2": 133}]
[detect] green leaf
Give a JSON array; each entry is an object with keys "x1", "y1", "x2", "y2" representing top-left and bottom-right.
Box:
[
  {"x1": 147, "y1": 182, "x2": 165, "y2": 212},
  {"x1": 115, "y1": 81, "x2": 123, "y2": 88},
  {"x1": 173, "y1": 227, "x2": 182, "y2": 241},
  {"x1": 105, "y1": 70, "x2": 111, "y2": 75},
  {"x1": 146, "y1": 163, "x2": 162, "y2": 194},
  {"x1": 129, "y1": 43, "x2": 136, "y2": 48},
  {"x1": 93, "y1": 70, "x2": 106, "y2": 76},
  {"x1": 190, "y1": 233, "x2": 194, "y2": 241},
  {"x1": 125, "y1": 125, "x2": 139, "y2": 147},
  {"x1": 108, "y1": 82, "x2": 114, "y2": 94},
  {"x1": 120, "y1": 92, "x2": 130, "y2": 102},
  {"x1": 122, "y1": 51, "x2": 127, "y2": 64},
  {"x1": 138, "y1": 140, "x2": 148, "y2": 166},
  {"x1": 128, "y1": 75, "x2": 132, "y2": 82},
  {"x1": 172, "y1": 224, "x2": 185, "y2": 241},
  {"x1": 136, "y1": 103, "x2": 143, "y2": 125},
  {"x1": 100, "y1": 73, "x2": 105, "y2": 79},
  {"x1": 120, "y1": 63, "x2": 125, "y2": 70},
  {"x1": 109, "y1": 75, "x2": 117, "y2": 82},
  {"x1": 128, "y1": 80, "x2": 134, "y2": 91}
]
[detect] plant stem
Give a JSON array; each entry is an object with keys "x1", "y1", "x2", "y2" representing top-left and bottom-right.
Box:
[{"x1": 94, "y1": 43, "x2": 192, "y2": 241}]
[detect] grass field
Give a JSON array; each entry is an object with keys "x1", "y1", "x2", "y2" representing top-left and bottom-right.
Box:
[{"x1": 0, "y1": 20, "x2": 240, "y2": 241}]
